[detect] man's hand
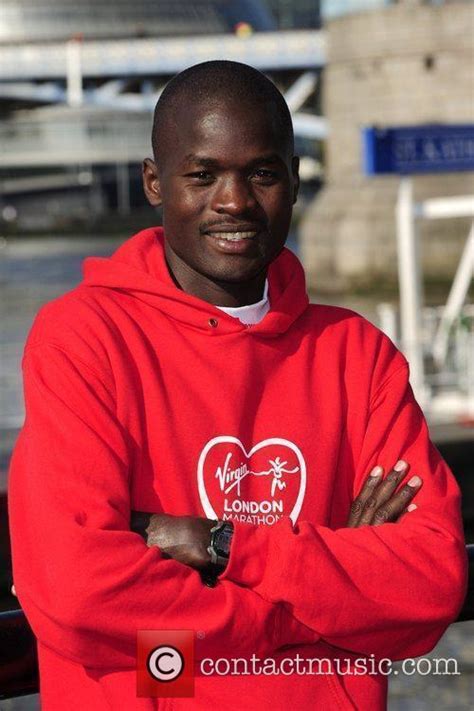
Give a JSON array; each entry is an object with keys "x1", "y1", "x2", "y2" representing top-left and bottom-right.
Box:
[
  {"x1": 131, "y1": 512, "x2": 215, "y2": 570},
  {"x1": 346, "y1": 460, "x2": 422, "y2": 527}
]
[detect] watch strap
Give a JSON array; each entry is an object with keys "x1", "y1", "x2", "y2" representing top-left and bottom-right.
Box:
[{"x1": 207, "y1": 520, "x2": 233, "y2": 568}]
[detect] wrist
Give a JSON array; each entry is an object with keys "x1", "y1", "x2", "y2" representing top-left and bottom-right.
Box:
[{"x1": 207, "y1": 520, "x2": 234, "y2": 570}]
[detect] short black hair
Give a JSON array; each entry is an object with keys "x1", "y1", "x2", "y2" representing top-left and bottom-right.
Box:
[{"x1": 152, "y1": 60, "x2": 294, "y2": 162}]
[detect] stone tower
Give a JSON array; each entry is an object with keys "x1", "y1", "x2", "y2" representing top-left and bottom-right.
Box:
[{"x1": 300, "y1": 0, "x2": 474, "y2": 291}]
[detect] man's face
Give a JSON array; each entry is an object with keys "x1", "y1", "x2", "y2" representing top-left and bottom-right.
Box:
[{"x1": 143, "y1": 98, "x2": 299, "y2": 288}]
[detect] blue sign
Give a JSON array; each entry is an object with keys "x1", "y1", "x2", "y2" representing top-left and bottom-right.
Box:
[{"x1": 363, "y1": 124, "x2": 474, "y2": 175}]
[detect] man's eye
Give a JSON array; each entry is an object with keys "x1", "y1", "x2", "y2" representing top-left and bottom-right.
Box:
[
  {"x1": 188, "y1": 171, "x2": 213, "y2": 181},
  {"x1": 253, "y1": 169, "x2": 278, "y2": 182}
]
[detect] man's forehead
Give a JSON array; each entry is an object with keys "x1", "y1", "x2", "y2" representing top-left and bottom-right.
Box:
[
  {"x1": 169, "y1": 101, "x2": 283, "y2": 157},
  {"x1": 172, "y1": 98, "x2": 275, "y2": 135}
]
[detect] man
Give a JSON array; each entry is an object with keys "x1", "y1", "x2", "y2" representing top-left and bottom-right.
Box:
[{"x1": 9, "y1": 61, "x2": 466, "y2": 710}]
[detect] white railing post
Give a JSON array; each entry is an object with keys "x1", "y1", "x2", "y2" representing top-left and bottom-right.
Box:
[
  {"x1": 67, "y1": 38, "x2": 83, "y2": 108},
  {"x1": 396, "y1": 177, "x2": 426, "y2": 403},
  {"x1": 432, "y1": 222, "x2": 474, "y2": 367}
]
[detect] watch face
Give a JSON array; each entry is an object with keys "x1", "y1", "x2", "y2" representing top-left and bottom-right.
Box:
[{"x1": 214, "y1": 526, "x2": 233, "y2": 556}]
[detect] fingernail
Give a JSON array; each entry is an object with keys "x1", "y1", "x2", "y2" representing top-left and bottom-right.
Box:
[
  {"x1": 408, "y1": 475, "x2": 421, "y2": 487},
  {"x1": 394, "y1": 460, "x2": 408, "y2": 471},
  {"x1": 370, "y1": 466, "x2": 383, "y2": 477},
  {"x1": 407, "y1": 504, "x2": 417, "y2": 512}
]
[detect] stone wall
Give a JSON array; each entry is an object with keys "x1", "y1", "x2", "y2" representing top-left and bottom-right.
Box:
[{"x1": 300, "y1": 1, "x2": 474, "y2": 291}]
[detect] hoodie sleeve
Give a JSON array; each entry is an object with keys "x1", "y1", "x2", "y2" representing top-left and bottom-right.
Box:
[
  {"x1": 8, "y1": 342, "x2": 318, "y2": 670},
  {"x1": 220, "y1": 361, "x2": 468, "y2": 660}
]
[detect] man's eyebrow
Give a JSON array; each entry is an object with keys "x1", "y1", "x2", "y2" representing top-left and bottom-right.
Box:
[
  {"x1": 182, "y1": 154, "x2": 219, "y2": 168},
  {"x1": 182, "y1": 153, "x2": 283, "y2": 168},
  {"x1": 247, "y1": 153, "x2": 283, "y2": 168}
]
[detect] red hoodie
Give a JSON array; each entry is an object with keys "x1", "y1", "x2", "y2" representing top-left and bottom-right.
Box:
[{"x1": 8, "y1": 227, "x2": 466, "y2": 710}]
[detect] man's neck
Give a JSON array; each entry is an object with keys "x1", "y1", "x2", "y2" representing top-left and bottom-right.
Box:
[{"x1": 164, "y1": 243, "x2": 267, "y2": 307}]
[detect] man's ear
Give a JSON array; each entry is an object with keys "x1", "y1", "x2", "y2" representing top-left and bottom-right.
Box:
[
  {"x1": 291, "y1": 156, "x2": 300, "y2": 205},
  {"x1": 142, "y1": 158, "x2": 162, "y2": 207}
]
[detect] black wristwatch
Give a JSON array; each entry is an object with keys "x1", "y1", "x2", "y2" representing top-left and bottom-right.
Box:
[{"x1": 207, "y1": 520, "x2": 234, "y2": 569}]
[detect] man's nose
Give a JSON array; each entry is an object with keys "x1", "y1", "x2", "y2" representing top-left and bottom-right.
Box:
[{"x1": 211, "y1": 176, "x2": 257, "y2": 215}]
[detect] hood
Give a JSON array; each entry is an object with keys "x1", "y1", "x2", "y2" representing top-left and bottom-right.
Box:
[{"x1": 82, "y1": 227, "x2": 309, "y2": 337}]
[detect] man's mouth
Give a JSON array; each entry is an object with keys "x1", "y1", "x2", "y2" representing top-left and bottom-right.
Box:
[
  {"x1": 203, "y1": 226, "x2": 262, "y2": 254},
  {"x1": 206, "y1": 231, "x2": 257, "y2": 242}
]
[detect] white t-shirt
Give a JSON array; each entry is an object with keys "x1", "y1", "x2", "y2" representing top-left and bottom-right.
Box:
[{"x1": 215, "y1": 280, "x2": 269, "y2": 326}]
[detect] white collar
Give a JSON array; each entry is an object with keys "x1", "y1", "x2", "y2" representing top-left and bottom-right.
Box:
[{"x1": 215, "y1": 280, "x2": 270, "y2": 326}]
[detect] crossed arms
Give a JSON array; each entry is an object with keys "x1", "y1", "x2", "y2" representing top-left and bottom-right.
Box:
[{"x1": 130, "y1": 459, "x2": 421, "y2": 573}]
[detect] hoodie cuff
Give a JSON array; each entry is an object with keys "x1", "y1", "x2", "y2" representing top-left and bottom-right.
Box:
[{"x1": 218, "y1": 517, "x2": 292, "y2": 590}]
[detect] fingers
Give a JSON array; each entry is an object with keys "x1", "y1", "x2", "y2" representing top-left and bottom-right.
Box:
[
  {"x1": 357, "y1": 460, "x2": 409, "y2": 527},
  {"x1": 347, "y1": 460, "x2": 423, "y2": 528},
  {"x1": 370, "y1": 475, "x2": 422, "y2": 526},
  {"x1": 346, "y1": 465, "x2": 383, "y2": 527}
]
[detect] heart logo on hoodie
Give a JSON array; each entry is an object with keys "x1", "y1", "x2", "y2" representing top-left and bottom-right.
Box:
[{"x1": 197, "y1": 436, "x2": 306, "y2": 526}]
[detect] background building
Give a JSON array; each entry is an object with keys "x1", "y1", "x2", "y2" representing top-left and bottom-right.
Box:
[{"x1": 301, "y1": 0, "x2": 474, "y2": 290}]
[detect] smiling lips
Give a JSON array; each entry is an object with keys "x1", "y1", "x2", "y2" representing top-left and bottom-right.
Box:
[
  {"x1": 204, "y1": 227, "x2": 261, "y2": 254},
  {"x1": 208, "y1": 231, "x2": 257, "y2": 242},
  {"x1": 204, "y1": 226, "x2": 260, "y2": 243}
]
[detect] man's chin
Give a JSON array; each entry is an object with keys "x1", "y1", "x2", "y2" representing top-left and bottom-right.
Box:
[{"x1": 203, "y1": 259, "x2": 269, "y2": 286}]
